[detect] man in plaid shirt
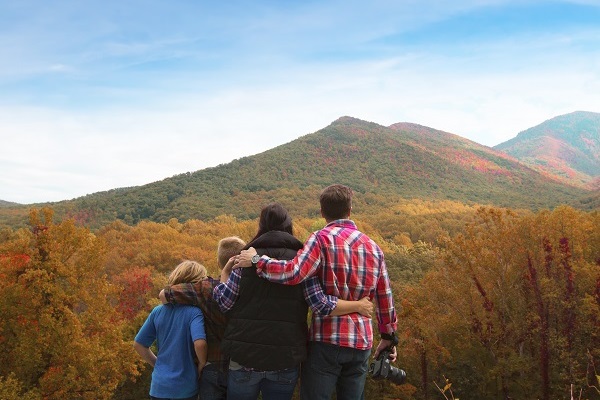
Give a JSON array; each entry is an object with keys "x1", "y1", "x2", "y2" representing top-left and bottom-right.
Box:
[{"x1": 235, "y1": 184, "x2": 398, "y2": 400}]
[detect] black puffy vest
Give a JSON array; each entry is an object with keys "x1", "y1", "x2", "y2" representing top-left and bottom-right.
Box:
[{"x1": 221, "y1": 231, "x2": 308, "y2": 370}]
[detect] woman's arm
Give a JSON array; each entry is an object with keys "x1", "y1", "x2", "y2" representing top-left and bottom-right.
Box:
[
  {"x1": 302, "y1": 277, "x2": 373, "y2": 316},
  {"x1": 331, "y1": 297, "x2": 373, "y2": 317}
]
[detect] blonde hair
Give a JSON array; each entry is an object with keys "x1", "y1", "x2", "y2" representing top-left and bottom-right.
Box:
[
  {"x1": 168, "y1": 260, "x2": 207, "y2": 285},
  {"x1": 217, "y1": 236, "x2": 246, "y2": 268}
]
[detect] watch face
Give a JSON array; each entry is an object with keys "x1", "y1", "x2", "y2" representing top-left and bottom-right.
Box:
[{"x1": 252, "y1": 254, "x2": 260, "y2": 263}]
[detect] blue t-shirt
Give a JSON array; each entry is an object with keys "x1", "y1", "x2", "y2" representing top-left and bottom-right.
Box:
[{"x1": 135, "y1": 304, "x2": 206, "y2": 399}]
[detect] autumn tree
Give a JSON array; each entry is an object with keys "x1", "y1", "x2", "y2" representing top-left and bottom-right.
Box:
[
  {"x1": 0, "y1": 208, "x2": 140, "y2": 399},
  {"x1": 398, "y1": 206, "x2": 599, "y2": 399}
]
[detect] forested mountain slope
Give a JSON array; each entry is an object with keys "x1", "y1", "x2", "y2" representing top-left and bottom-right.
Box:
[
  {"x1": 494, "y1": 111, "x2": 600, "y2": 187},
  {"x1": 0, "y1": 116, "x2": 592, "y2": 229},
  {"x1": 0, "y1": 200, "x2": 20, "y2": 208}
]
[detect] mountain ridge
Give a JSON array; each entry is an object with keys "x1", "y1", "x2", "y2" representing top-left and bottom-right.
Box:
[
  {"x1": 0, "y1": 113, "x2": 595, "y2": 229},
  {"x1": 0, "y1": 200, "x2": 20, "y2": 208},
  {"x1": 494, "y1": 111, "x2": 600, "y2": 187}
]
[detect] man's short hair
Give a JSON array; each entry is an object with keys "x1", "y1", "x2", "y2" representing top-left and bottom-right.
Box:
[
  {"x1": 217, "y1": 236, "x2": 246, "y2": 268},
  {"x1": 320, "y1": 184, "x2": 353, "y2": 221}
]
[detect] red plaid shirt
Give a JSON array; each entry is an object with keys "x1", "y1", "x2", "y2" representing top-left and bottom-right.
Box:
[{"x1": 256, "y1": 219, "x2": 397, "y2": 350}]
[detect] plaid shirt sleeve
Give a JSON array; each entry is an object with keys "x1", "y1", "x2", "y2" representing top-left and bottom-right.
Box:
[
  {"x1": 163, "y1": 282, "x2": 203, "y2": 306},
  {"x1": 374, "y1": 258, "x2": 398, "y2": 334},
  {"x1": 302, "y1": 277, "x2": 337, "y2": 315},
  {"x1": 212, "y1": 268, "x2": 242, "y2": 312},
  {"x1": 257, "y1": 232, "x2": 322, "y2": 285}
]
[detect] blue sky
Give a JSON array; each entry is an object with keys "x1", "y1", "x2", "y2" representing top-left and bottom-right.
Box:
[{"x1": 1, "y1": 0, "x2": 599, "y2": 203}]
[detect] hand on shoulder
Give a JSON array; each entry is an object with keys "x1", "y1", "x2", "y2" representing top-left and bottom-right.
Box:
[{"x1": 233, "y1": 247, "x2": 257, "y2": 269}]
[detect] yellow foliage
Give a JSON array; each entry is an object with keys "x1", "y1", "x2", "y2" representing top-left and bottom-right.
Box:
[{"x1": 1, "y1": 204, "x2": 597, "y2": 399}]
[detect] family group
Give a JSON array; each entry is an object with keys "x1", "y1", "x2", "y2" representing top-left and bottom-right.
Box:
[{"x1": 133, "y1": 184, "x2": 399, "y2": 400}]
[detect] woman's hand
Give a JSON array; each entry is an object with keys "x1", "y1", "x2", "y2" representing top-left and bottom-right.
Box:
[{"x1": 357, "y1": 297, "x2": 374, "y2": 317}]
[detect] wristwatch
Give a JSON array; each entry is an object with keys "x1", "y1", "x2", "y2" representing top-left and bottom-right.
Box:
[{"x1": 251, "y1": 254, "x2": 260, "y2": 267}]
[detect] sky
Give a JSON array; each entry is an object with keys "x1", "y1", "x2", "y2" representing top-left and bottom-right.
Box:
[{"x1": 1, "y1": 1, "x2": 599, "y2": 204}]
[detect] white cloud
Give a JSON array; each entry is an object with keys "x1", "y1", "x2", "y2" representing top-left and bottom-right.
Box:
[{"x1": 1, "y1": 0, "x2": 599, "y2": 203}]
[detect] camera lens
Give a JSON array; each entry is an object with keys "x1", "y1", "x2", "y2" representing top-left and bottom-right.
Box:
[{"x1": 387, "y1": 365, "x2": 407, "y2": 385}]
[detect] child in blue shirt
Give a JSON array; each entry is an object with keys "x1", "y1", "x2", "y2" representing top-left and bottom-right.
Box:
[{"x1": 134, "y1": 260, "x2": 208, "y2": 400}]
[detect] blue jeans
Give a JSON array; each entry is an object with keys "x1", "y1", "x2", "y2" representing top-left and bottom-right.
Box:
[
  {"x1": 300, "y1": 342, "x2": 371, "y2": 400},
  {"x1": 199, "y1": 363, "x2": 228, "y2": 400},
  {"x1": 226, "y1": 366, "x2": 299, "y2": 400},
  {"x1": 150, "y1": 396, "x2": 197, "y2": 400}
]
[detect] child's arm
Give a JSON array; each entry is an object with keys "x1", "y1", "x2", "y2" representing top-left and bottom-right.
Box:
[
  {"x1": 220, "y1": 257, "x2": 236, "y2": 283},
  {"x1": 212, "y1": 268, "x2": 242, "y2": 312},
  {"x1": 133, "y1": 341, "x2": 156, "y2": 367},
  {"x1": 162, "y1": 281, "x2": 205, "y2": 306},
  {"x1": 194, "y1": 339, "x2": 208, "y2": 377}
]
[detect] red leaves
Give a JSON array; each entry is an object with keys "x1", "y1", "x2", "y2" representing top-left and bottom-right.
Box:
[{"x1": 112, "y1": 267, "x2": 153, "y2": 320}]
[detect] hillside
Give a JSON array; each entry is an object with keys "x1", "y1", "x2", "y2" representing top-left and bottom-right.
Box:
[
  {"x1": 494, "y1": 111, "x2": 600, "y2": 187},
  {"x1": 0, "y1": 116, "x2": 590, "y2": 229},
  {"x1": 0, "y1": 200, "x2": 21, "y2": 208}
]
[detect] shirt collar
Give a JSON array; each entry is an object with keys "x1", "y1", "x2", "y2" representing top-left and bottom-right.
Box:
[{"x1": 324, "y1": 219, "x2": 356, "y2": 229}]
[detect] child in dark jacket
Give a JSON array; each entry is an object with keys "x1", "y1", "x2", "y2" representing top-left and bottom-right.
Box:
[{"x1": 160, "y1": 236, "x2": 246, "y2": 400}]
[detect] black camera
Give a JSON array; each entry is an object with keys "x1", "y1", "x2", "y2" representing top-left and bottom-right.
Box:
[{"x1": 369, "y1": 347, "x2": 407, "y2": 385}]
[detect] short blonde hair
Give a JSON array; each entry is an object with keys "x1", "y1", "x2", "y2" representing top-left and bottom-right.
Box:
[
  {"x1": 168, "y1": 260, "x2": 207, "y2": 285},
  {"x1": 217, "y1": 236, "x2": 246, "y2": 268}
]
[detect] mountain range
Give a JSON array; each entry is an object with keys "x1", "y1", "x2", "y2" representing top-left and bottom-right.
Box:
[
  {"x1": 0, "y1": 111, "x2": 598, "y2": 229},
  {"x1": 0, "y1": 200, "x2": 19, "y2": 207},
  {"x1": 494, "y1": 111, "x2": 599, "y2": 188}
]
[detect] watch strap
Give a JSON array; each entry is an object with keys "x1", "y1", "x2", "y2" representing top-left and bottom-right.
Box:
[{"x1": 381, "y1": 332, "x2": 399, "y2": 346}]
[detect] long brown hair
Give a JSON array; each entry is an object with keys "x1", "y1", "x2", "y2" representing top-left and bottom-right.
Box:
[{"x1": 248, "y1": 203, "x2": 293, "y2": 244}]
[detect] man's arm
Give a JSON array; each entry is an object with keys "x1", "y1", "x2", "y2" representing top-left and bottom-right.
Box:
[
  {"x1": 373, "y1": 257, "x2": 398, "y2": 361},
  {"x1": 234, "y1": 233, "x2": 322, "y2": 285},
  {"x1": 374, "y1": 258, "x2": 398, "y2": 334},
  {"x1": 212, "y1": 268, "x2": 242, "y2": 312},
  {"x1": 302, "y1": 277, "x2": 373, "y2": 317},
  {"x1": 373, "y1": 338, "x2": 398, "y2": 362},
  {"x1": 133, "y1": 341, "x2": 156, "y2": 367}
]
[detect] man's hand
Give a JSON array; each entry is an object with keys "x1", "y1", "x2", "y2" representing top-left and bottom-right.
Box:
[
  {"x1": 233, "y1": 247, "x2": 257, "y2": 269},
  {"x1": 357, "y1": 297, "x2": 374, "y2": 317},
  {"x1": 158, "y1": 289, "x2": 168, "y2": 305},
  {"x1": 373, "y1": 338, "x2": 397, "y2": 362}
]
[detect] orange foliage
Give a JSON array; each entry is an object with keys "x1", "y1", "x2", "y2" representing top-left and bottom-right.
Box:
[
  {"x1": 0, "y1": 208, "x2": 140, "y2": 399},
  {"x1": 1, "y1": 203, "x2": 597, "y2": 399}
]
